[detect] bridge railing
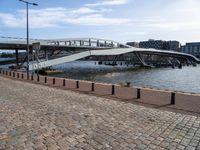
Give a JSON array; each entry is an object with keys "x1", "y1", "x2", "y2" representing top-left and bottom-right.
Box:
[
  {"x1": 46, "y1": 38, "x2": 130, "y2": 49},
  {"x1": 0, "y1": 37, "x2": 49, "y2": 45},
  {"x1": 0, "y1": 37, "x2": 131, "y2": 49}
]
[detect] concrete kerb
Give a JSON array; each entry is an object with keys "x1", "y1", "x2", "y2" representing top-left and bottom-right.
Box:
[{"x1": 1, "y1": 69, "x2": 200, "y2": 113}]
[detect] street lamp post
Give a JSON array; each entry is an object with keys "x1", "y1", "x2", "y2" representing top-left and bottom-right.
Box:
[{"x1": 19, "y1": 0, "x2": 38, "y2": 79}]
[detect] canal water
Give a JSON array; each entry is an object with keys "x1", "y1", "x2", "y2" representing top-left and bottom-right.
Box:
[{"x1": 50, "y1": 61, "x2": 200, "y2": 94}]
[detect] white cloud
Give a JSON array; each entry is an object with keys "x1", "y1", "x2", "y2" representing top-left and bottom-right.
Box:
[
  {"x1": 65, "y1": 14, "x2": 131, "y2": 26},
  {"x1": 140, "y1": 0, "x2": 200, "y2": 32},
  {"x1": 85, "y1": 0, "x2": 129, "y2": 7},
  {"x1": 0, "y1": 7, "x2": 132, "y2": 28},
  {"x1": 71, "y1": 7, "x2": 97, "y2": 14},
  {"x1": 0, "y1": 13, "x2": 24, "y2": 27}
]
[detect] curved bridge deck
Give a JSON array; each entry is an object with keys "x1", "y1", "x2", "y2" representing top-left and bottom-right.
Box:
[{"x1": 0, "y1": 37, "x2": 199, "y2": 70}]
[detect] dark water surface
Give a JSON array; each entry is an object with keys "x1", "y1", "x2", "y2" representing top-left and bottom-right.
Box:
[{"x1": 51, "y1": 61, "x2": 200, "y2": 94}]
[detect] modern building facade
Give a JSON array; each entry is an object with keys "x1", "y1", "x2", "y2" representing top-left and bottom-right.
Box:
[
  {"x1": 138, "y1": 39, "x2": 181, "y2": 51},
  {"x1": 167, "y1": 41, "x2": 181, "y2": 52},
  {"x1": 139, "y1": 39, "x2": 167, "y2": 50},
  {"x1": 181, "y1": 42, "x2": 200, "y2": 58}
]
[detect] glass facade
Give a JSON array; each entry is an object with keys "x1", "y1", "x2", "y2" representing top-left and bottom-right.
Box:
[{"x1": 181, "y1": 42, "x2": 200, "y2": 58}]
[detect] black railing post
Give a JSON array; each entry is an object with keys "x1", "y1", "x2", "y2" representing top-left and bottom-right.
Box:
[
  {"x1": 112, "y1": 85, "x2": 115, "y2": 95},
  {"x1": 45, "y1": 77, "x2": 47, "y2": 83},
  {"x1": 137, "y1": 88, "x2": 141, "y2": 99},
  {"x1": 63, "y1": 79, "x2": 66, "y2": 86},
  {"x1": 171, "y1": 92, "x2": 176, "y2": 105},
  {"x1": 91, "y1": 82, "x2": 95, "y2": 91},
  {"x1": 76, "y1": 80, "x2": 79, "y2": 89}
]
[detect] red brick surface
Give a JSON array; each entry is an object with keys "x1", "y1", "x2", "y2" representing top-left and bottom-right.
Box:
[
  {"x1": 39, "y1": 76, "x2": 45, "y2": 84},
  {"x1": 65, "y1": 79, "x2": 77, "y2": 89},
  {"x1": 139, "y1": 88, "x2": 171, "y2": 106},
  {"x1": 168, "y1": 93, "x2": 200, "y2": 113},
  {"x1": 23, "y1": 73, "x2": 28, "y2": 80},
  {"x1": 55, "y1": 78, "x2": 64, "y2": 87},
  {"x1": 46, "y1": 77, "x2": 54, "y2": 85},
  {"x1": 114, "y1": 86, "x2": 137, "y2": 99},
  {"x1": 93, "y1": 83, "x2": 112, "y2": 95},
  {"x1": 32, "y1": 75, "x2": 39, "y2": 82},
  {"x1": 78, "y1": 80, "x2": 92, "y2": 92}
]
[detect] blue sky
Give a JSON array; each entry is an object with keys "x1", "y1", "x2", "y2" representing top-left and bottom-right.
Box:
[{"x1": 0, "y1": 0, "x2": 200, "y2": 44}]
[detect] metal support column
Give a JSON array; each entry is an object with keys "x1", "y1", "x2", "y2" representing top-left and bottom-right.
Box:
[{"x1": 15, "y1": 49, "x2": 19, "y2": 68}]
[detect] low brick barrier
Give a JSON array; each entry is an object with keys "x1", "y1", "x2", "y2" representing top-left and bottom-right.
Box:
[
  {"x1": 29, "y1": 74, "x2": 34, "y2": 81},
  {"x1": 1, "y1": 69, "x2": 200, "y2": 113},
  {"x1": 46, "y1": 76, "x2": 53, "y2": 85},
  {"x1": 114, "y1": 86, "x2": 137, "y2": 99},
  {"x1": 168, "y1": 93, "x2": 200, "y2": 113},
  {"x1": 93, "y1": 83, "x2": 113, "y2": 95},
  {"x1": 78, "y1": 80, "x2": 92, "y2": 92},
  {"x1": 65, "y1": 79, "x2": 77, "y2": 89},
  {"x1": 39, "y1": 76, "x2": 46, "y2": 84},
  {"x1": 139, "y1": 88, "x2": 172, "y2": 106},
  {"x1": 54, "y1": 78, "x2": 64, "y2": 87}
]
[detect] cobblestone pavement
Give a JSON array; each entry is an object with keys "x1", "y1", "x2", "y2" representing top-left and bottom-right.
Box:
[{"x1": 0, "y1": 77, "x2": 200, "y2": 150}]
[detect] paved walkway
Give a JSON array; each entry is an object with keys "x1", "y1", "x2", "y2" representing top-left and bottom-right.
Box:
[{"x1": 0, "y1": 77, "x2": 200, "y2": 150}]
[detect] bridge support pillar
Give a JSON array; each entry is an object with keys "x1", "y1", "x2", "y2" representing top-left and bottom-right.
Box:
[
  {"x1": 15, "y1": 49, "x2": 19, "y2": 68},
  {"x1": 45, "y1": 50, "x2": 48, "y2": 61}
]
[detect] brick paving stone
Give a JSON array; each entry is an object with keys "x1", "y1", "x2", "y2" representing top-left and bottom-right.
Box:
[
  {"x1": 1, "y1": 76, "x2": 200, "y2": 149},
  {"x1": 185, "y1": 146, "x2": 196, "y2": 150}
]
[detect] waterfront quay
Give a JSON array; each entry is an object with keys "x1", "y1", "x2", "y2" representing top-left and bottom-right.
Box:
[{"x1": 0, "y1": 76, "x2": 200, "y2": 149}]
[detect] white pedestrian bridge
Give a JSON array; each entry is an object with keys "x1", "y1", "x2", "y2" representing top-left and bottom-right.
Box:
[{"x1": 0, "y1": 37, "x2": 199, "y2": 70}]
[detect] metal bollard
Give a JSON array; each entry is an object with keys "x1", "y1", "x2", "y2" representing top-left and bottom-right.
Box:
[
  {"x1": 31, "y1": 75, "x2": 33, "y2": 81},
  {"x1": 53, "y1": 78, "x2": 55, "y2": 84},
  {"x1": 45, "y1": 77, "x2": 47, "y2": 83},
  {"x1": 137, "y1": 88, "x2": 141, "y2": 99},
  {"x1": 112, "y1": 85, "x2": 115, "y2": 95},
  {"x1": 91, "y1": 82, "x2": 95, "y2": 91},
  {"x1": 37, "y1": 75, "x2": 39, "y2": 82},
  {"x1": 17, "y1": 73, "x2": 19, "y2": 78},
  {"x1": 63, "y1": 79, "x2": 66, "y2": 86},
  {"x1": 76, "y1": 80, "x2": 79, "y2": 89},
  {"x1": 21, "y1": 74, "x2": 24, "y2": 79},
  {"x1": 171, "y1": 92, "x2": 176, "y2": 105}
]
